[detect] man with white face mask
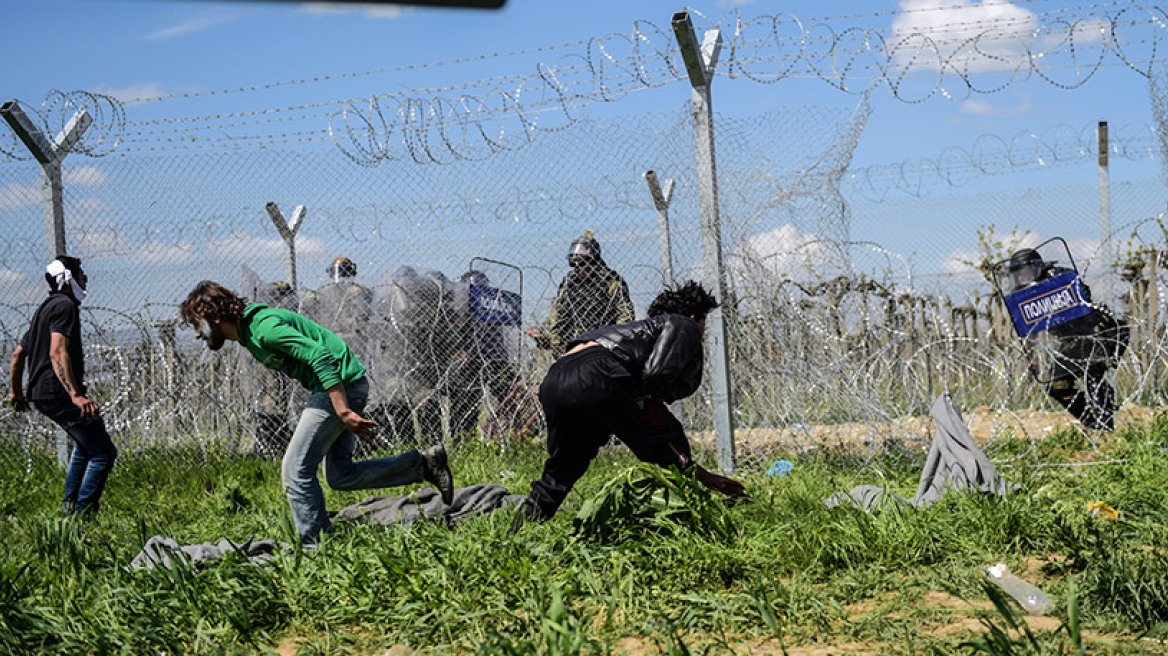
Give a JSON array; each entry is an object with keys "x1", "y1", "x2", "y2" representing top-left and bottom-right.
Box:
[{"x1": 8, "y1": 255, "x2": 118, "y2": 517}]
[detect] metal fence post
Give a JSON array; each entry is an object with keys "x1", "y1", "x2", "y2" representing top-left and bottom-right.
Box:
[
  {"x1": 2, "y1": 99, "x2": 92, "y2": 469},
  {"x1": 644, "y1": 170, "x2": 676, "y2": 287},
  {"x1": 671, "y1": 11, "x2": 735, "y2": 474},
  {"x1": 1097, "y1": 121, "x2": 1114, "y2": 303},
  {"x1": 265, "y1": 202, "x2": 306, "y2": 294}
]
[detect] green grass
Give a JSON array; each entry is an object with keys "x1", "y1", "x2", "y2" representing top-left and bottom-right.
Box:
[{"x1": 3, "y1": 428, "x2": 1168, "y2": 655}]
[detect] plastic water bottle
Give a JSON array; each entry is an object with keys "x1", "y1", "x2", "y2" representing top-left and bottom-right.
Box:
[
  {"x1": 985, "y1": 563, "x2": 1055, "y2": 616},
  {"x1": 766, "y1": 460, "x2": 793, "y2": 477}
]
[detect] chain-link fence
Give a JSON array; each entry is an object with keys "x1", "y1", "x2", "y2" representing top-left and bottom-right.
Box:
[{"x1": 4, "y1": 3, "x2": 1168, "y2": 476}]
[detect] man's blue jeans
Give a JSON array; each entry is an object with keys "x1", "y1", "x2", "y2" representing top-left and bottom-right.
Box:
[
  {"x1": 282, "y1": 377, "x2": 426, "y2": 544},
  {"x1": 32, "y1": 397, "x2": 118, "y2": 516}
]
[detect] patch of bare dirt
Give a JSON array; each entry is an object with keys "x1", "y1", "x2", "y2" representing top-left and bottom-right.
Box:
[
  {"x1": 611, "y1": 636, "x2": 877, "y2": 656},
  {"x1": 274, "y1": 637, "x2": 304, "y2": 656},
  {"x1": 689, "y1": 403, "x2": 1158, "y2": 452}
]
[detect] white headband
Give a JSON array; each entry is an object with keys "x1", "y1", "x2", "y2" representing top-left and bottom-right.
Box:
[{"x1": 47, "y1": 259, "x2": 85, "y2": 304}]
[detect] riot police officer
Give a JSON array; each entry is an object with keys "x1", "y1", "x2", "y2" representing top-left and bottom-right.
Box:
[
  {"x1": 365, "y1": 266, "x2": 451, "y2": 446},
  {"x1": 1004, "y1": 248, "x2": 1129, "y2": 431},
  {"x1": 448, "y1": 270, "x2": 520, "y2": 439},
  {"x1": 301, "y1": 257, "x2": 374, "y2": 365},
  {"x1": 527, "y1": 231, "x2": 635, "y2": 356}
]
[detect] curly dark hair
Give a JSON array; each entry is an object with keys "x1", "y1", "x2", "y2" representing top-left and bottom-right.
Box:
[
  {"x1": 647, "y1": 280, "x2": 718, "y2": 320},
  {"x1": 179, "y1": 280, "x2": 249, "y2": 326}
]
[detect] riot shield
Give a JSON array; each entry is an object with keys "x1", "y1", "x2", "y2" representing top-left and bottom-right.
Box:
[
  {"x1": 300, "y1": 279, "x2": 374, "y2": 365},
  {"x1": 990, "y1": 238, "x2": 1090, "y2": 340},
  {"x1": 990, "y1": 238, "x2": 1127, "y2": 391},
  {"x1": 364, "y1": 266, "x2": 452, "y2": 447},
  {"x1": 448, "y1": 258, "x2": 539, "y2": 442}
]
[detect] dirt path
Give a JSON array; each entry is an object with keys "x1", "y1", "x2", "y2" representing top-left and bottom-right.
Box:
[{"x1": 689, "y1": 404, "x2": 1159, "y2": 453}]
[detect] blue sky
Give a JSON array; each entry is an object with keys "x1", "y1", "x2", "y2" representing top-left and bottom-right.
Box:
[
  {"x1": 2, "y1": 0, "x2": 1155, "y2": 165},
  {"x1": 1, "y1": 0, "x2": 1164, "y2": 311}
]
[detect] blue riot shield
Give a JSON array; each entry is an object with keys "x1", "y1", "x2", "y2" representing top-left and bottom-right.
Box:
[
  {"x1": 1002, "y1": 269, "x2": 1092, "y2": 338},
  {"x1": 469, "y1": 283, "x2": 522, "y2": 326}
]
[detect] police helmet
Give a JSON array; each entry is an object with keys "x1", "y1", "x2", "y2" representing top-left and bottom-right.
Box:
[
  {"x1": 326, "y1": 256, "x2": 358, "y2": 280},
  {"x1": 261, "y1": 281, "x2": 296, "y2": 307},
  {"x1": 461, "y1": 269, "x2": 490, "y2": 286},
  {"x1": 1006, "y1": 248, "x2": 1045, "y2": 290},
  {"x1": 567, "y1": 231, "x2": 602, "y2": 268}
]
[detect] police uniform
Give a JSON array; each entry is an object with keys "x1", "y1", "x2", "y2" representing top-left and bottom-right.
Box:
[
  {"x1": 1006, "y1": 250, "x2": 1128, "y2": 430},
  {"x1": 448, "y1": 270, "x2": 520, "y2": 439},
  {"x1": 300, "y1": 257, "x2": 374, "y2": 365},
  {"x1": 536, "y1": 233, "x2": 634, "y2": 356}
]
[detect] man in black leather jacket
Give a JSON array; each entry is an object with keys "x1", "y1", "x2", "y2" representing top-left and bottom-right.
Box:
[{"x1": 512, "y1": 281, "x2": 746, "y2": 528}]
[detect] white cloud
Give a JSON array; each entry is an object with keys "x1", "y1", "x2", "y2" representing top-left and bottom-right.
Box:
[
  {"x1": 207, "y1": 233, "x2": 327, "y2": 260},
  {"x1": 957, "y1": 93, "x2": 1032, "y2": 116},
  {"x1": 137, "y1": 241, "x2": 197, "y2": 265},
  {"x1": 940, "y1": 247, "x2": 985, "y2": 275},
  {"x1": 0, "y1": 182, "x2": 39, "y2": 212},
  {"x1": 730, "y1": 224, "x2": 832, "y2": 282},
  {"x1": 145, "y1": 11, "x2": 243, "y2": 41},
  {"x1": 63, "y1": 165, "x2": 107, "y2": 188},
  {"x1": 0, "y1": 268, "x2": 42, "y2": 304},
  {"x1": 940, "y1": 228, "x2": 1047, "y2": 277},
  {"x1": 1064, "y1": 237, "x2": 1102, "y2": 271},
  {"x1": 299, "y1": 3, "x2": 409, "y2": 20},
  {"x1": 0, "y1": 267, "x2": 27, "y2": 286},
  {"x1": 70, "y1": 198, "x2": 110, "y2": 222},
  {"x1": 890, "y1": 0, "x2": 1038, "y2": 74},
  {"x1": 717, "y1": 0, "x2": 757, "y2": 7},
  {"x1": 94, "y1": 83, "x2": 171, "y2": 105},
  {"x1": 73, "y1": 227, "x2": 126, "y2": 255},
  {"x1": 958, "y1": 99, "x2": 996, "y2": 115}
]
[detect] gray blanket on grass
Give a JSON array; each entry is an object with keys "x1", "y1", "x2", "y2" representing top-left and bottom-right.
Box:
[
  {"x1": 128, "y1": 536, "x2": 288, "y2": 571},
  {"x1": 129, "y1": 484, "x2": 523, "y2": 570},
  {"x1": 824, "y1": 393, "x2": 1016, "y2": 512},
  {"x1": 333, "y1": 483, "x2": 525, "y2": 526}
]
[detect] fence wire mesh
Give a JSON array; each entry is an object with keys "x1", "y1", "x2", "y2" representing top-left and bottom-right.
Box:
[{"x1": 4, "y1": 2, "x2": 1168, "y2": 479}]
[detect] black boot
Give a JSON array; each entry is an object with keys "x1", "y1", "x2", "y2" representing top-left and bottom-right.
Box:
[{"x1": 420, "y1": 444, "x2": 454, "y2": 505}]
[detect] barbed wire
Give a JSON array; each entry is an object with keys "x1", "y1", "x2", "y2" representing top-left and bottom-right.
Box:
[
  {"x1": 2, "y1": 3, "x2": 1166, "y2": 473},
  {"x1": 845, "y1": 120, "x2": 1161, "y2": 200},
  {"x1": 5, "y1": 3, "x2": 1167, "y2": 164},
  {"x1": 0, "y1": 90, "x2": 124, "y2": 161}
]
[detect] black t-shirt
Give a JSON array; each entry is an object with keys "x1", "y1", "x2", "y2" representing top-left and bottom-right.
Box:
[{"x1": 20, "y1": 292, "x2": 86, "y2": 402}]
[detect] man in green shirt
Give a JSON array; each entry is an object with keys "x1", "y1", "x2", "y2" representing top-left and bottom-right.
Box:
[{"x1": 180, "y1": 280, "x2": 453, "y2": 546}]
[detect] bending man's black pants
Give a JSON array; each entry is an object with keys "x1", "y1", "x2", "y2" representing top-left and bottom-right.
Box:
[{"x1": 527, "y1": 346, "x2": 692, "y2": 519}]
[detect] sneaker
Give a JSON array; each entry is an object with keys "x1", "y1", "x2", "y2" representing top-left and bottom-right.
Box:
[{"x1": 420, "y1": 444, "x2": 454, "y2": 505}]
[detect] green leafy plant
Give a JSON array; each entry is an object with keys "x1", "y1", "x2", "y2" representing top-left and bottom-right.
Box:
[{"x1": 571, "y1": 463, "x2": 737, "y2": 544}]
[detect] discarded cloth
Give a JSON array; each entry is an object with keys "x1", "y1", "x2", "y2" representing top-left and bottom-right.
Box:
[
  {"x1": 333, "y1": 483, "x2": 525, "y2": 527},
  {"x1": 128, "y1": 536, "x2": 288, "y2": 571},
  {"x1": 127, "y1": 485, "x2": 522, "y2": 570},
  {"x1": 825, "y1": 393, "x2": 1017, "y2": 512}
]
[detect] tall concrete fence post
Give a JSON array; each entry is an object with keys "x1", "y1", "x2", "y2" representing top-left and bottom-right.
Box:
[{"x1": 671, "y1": 11, "x2": 735, "y2": 474}]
